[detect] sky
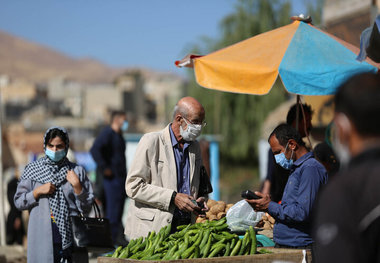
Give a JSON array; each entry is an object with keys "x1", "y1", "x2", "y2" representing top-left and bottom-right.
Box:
[{"x1": 0, "y1": 0, "x2": 310, "y2": 75}]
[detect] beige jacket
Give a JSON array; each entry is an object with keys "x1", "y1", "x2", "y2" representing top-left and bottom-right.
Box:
[{"x1": 124, "y1": 124, "x2": 202, "y2": 240}]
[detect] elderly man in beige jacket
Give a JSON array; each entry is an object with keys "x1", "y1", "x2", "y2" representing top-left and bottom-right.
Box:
[{"x1": 125, "y1": 97, "x2": 209, "y2": 240}]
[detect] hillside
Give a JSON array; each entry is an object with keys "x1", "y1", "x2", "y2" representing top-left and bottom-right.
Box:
[{"x1": 0, "y1": 30, "x2": 126, "y2": 84}]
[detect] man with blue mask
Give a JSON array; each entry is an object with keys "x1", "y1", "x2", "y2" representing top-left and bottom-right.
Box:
[
  {"x1": 262, "y1": 103, "x2": 313, "y2": 203},
  {"x1": 90, "y1": 110, "x2": 128, "y2": 246},
  {"x1": 313, "y1": 73, "x2": 380, "y2": 263},
  {"x1": 124, "y1": 97, "x2": 209, "y2": 240},
  {"x1": 247, "y1": 124, "x2": 328, "y2": 248}
]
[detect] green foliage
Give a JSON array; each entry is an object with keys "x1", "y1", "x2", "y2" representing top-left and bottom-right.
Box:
[{"x1": 187, "y1": 0, "x2": 292, "y2": 163}]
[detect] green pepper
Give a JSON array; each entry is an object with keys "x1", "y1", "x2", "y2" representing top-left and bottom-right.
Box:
[
  {"x1": 164, "y1": 224, "x2": 171, "y2": 238},
  {"x1": 239, "y1": 232, "x2": 249, "y2": 255},
  {"x1": 208, "y1": 244, "x2": 226, "y2": 258},
  {"x1": 223, "y1": 242, "x2": 231, "y2": 256},
  {"x1": 111, "y1": 246, "x2": 122, "y2": 258},
  {"x1": 249, "y1": 226, "x2": 257, "y2": 254},
  {"x1": 201, "y1": 234, "x2": 212, "y2": 258},
  {"x1": 200, "y1": 228, "x2": 210, "y2": 248},
  {"x1": 194, "y1": 230, "x2": 204, "y2": 246},
  {"x1": 182, "y1": 245, "x2": 196, "y2": 259},
  {"x1": 194, "y1": 245, "x2": 200, "y2": 258},
  {"x1": 162, "y1": 242, "x2": 178, "y2": 260},
  {"x1": 210, "y1": 217, "x2": 227, "y2": 226},
  {"x1": 211, "y1": 238, "x2": 226, "y2": 251},
  {"x1": 230, "y1": 239, "x2": 242, "y2": 256},
  {"x1": 215, "y1": 223, "x2": 228, "y2": 231}
]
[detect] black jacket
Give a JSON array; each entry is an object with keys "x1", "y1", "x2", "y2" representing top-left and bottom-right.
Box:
[{"x1": 313, "y1": 147, "x2": 380, "y2": 263}]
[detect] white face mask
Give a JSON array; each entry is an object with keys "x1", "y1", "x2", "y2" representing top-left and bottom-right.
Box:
[
  {"x1": 180, "y1": 118, "x2": 202, "y2": 141},
  {"x1": 332, "y1": 114, "x2": 352, "y2": 168}
]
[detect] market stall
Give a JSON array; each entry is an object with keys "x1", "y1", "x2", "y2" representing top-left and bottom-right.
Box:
[{"x1": 98, "y1": 248, "x2": 311, "y2": 263}]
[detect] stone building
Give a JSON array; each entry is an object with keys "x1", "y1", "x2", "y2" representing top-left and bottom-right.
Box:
[{"x1": 323, "y1": 0, "x2": 379, "y2": 46}]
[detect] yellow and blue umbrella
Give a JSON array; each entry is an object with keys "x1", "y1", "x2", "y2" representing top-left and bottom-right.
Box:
[{"x1": 176, "y1": 20, "x2": 378, "y2": 95}]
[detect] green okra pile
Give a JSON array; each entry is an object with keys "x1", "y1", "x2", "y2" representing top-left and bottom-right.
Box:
[{"x1": 110, "y1": 217, "x2": 257, "y2": 260}]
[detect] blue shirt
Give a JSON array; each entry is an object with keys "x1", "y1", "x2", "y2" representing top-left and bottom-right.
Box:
[
  {"x1": 169, "y1": 125, "x2": 191, "y2": 194},
  {"x1": 268, "y1": 152, "x2": 328, "y2": 247},
  {"x1": 169, "y1": 125, "x2": 191, "y2": 219}
]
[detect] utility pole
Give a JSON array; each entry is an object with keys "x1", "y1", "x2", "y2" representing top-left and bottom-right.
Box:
[
  {"x1": 371, "y1": 0, "x2": 379, "y2": 25},
  {"x1": 0, "y1": 91, "x2": 5, "y2": 245}
]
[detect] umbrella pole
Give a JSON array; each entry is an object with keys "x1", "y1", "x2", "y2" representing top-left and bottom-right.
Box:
[
  {"x1": 296, "y1": 95, "x2": 300, "y2": 132},
  {"x1": 296, "y1": 95, "x2": 313, "y2": 149}
]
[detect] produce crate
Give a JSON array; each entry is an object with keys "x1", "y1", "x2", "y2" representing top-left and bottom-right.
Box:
[{"x1": 98, "y1": 247, "x2": 312, "y2": 263}]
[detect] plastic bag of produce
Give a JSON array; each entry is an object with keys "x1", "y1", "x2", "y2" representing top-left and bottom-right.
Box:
[{"x1": 226, "y1": 200, "x2": 264, "y2": 232}]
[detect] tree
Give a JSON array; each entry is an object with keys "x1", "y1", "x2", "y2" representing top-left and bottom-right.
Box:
[{"x1": 187, "y1": 0, "x2": 292, "y2": 163}]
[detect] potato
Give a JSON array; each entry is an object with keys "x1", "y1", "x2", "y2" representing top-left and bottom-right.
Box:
[
  {"x1": 205, "y1": 211, "x2": 213, "y2": 219},
  {"x1": 209, "y1": 214, "x2": 218, "y2": 221},
  {"x1": 210, "y1": 203, "x2": 226, "y2": 214},
  {"x1": 263, "y1": 221, "x2": 272, "y2": 230},
  {"x1": 225, "y1": 203, "x2": 234, "y2": 213},
  {"x1": 217, "y1": 212, "x2": 226, "y2": 220},
  {"x1": 207, "y1": 199, "x2": 217, "y2": 208},
  {"x1": 256, "y1": 220, "x2": 265, "y2": 228},
  {"x1": 196, "y1": 217, "x2": 206, "y2": 223}
]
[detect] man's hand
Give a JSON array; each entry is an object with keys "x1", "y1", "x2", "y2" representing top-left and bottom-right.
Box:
[
  {"x1": 194, "y1": 197, "x2": 209, "y2": 217},
  {"x1": 245, "y1": 191, "x2": 271, "y2": 212},
  {"x1": 261, "y1": 180, "x2": 271, "y2": 196},
  {"x1": 14, "y1": 217, "x2": 21, "y2": 230},
  {"x1": 33, "y1": 182, "x2": 56, "y2": 199},
  {"x1": 174, "y1": 193, "x2": 198, "y2": 213},
  {"x1": 103, "y1": 168, "x2": 113, "y2": 178},
  {"x1": 66, "y1": 170, "x2": 82, "y2": 194}
]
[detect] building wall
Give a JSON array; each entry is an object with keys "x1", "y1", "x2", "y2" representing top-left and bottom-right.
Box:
[
  {"x1": 84, "y1": 86, "x2": 122, "y2": 123},
  {"x1": 323, "y1": 0, "x2": 379, "y2": 46}
]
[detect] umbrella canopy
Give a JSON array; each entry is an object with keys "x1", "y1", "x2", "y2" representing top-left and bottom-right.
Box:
[{"x1": 176, "y1": 20, "x2": 378, "y2": 96}]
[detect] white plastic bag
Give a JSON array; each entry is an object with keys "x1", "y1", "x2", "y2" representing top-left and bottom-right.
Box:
[{"x1": 226, "y1": 200, "x2": 264, "y2": 232}]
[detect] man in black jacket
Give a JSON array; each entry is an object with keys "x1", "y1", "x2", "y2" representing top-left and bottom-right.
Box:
[
  {"x1": 90, "y1": 110, "x2": 128, "y2": 246},
  {"x1": 313, "y1": 73, "x2": 380, "y2": 262}
]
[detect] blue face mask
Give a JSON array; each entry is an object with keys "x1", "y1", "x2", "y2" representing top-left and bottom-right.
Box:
[
  {"x1": 274, "y1": 143, "x2": 294, "y2": 170},
  {"x1": 121, "y1": 121, "x2": 129, "y2": 132},
  {"x1": 45, "y1": 148, "x2": 66, "y2": 162}
]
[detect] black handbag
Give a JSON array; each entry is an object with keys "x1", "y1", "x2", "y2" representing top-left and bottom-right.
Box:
[
  {"x1": 71, "y1": 202, "x2": 114, "y2": 253},
  {"x1": 198, "y1": 165, "x2": 213, "y2": 197}
]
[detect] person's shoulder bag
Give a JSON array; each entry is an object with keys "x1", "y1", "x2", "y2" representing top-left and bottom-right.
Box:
[{"x1": 71, "y1": 202, "x2": 114, "y2": 253}]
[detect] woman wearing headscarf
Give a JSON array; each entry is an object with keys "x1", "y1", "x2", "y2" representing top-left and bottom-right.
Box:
[{"x1": 14, "y1": 127, "x2": 94, "y2": 263}]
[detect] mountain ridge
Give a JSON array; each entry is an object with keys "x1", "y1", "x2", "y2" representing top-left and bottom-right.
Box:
[{"x1": 0, "y1": 29, "x2": 130, "y2": 84}]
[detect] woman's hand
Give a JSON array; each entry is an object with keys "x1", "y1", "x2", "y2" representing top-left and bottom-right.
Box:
[
  {"x1": 66, "y1": 170, "x2": 82, "y2": 194},
  {"x1": 33, "y1": 182, "x2": 56, "y2": 199}
]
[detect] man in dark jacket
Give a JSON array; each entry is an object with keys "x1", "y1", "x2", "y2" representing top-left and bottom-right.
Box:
[
  {"x1": 90, "y1": 110, "x2": 128, "y2": 246},
  {"x1": 313, "y1": 73, "x2": 380, "y2": 262}
]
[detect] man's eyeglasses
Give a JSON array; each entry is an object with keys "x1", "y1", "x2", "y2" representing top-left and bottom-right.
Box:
[{"x1": 182, "y1": 116, "x2": 207, "y2": 128}]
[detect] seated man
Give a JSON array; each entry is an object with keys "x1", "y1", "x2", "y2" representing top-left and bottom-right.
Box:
[{"x1": 247, "y1": 124, "x2": 328, "y2": 248}]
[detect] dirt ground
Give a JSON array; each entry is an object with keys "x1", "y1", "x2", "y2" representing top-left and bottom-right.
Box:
[{"x1": 0, "y1": 245, "x2": 98, "y2": 263}]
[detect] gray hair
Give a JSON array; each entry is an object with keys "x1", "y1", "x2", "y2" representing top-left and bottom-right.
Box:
[{"x1": 172, "y1": 104, "x2": 189, "y2": 121}]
